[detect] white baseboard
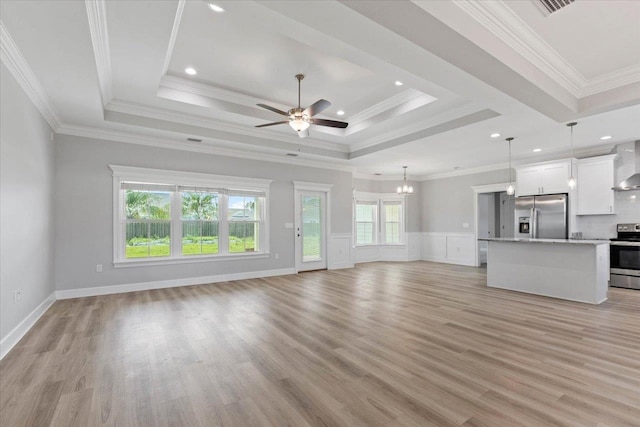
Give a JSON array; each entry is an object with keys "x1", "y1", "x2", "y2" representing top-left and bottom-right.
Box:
[
  {"x1": 329, "y1": 263, "x2": 355, "y2": 270},
  {"x1": 56, "y1": 268, "x2": 296, "y2": 299},
  {"x1": 421, "y1": 256, "x2": 477, "y2": 267},
  {"x1": 1, "y1": 292, "x2": 56, "y2": 360}
]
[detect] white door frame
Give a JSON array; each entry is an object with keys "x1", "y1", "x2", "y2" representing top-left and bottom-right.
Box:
[
  {"x1": 293, "y1": 181, "x2": 332, "y2": 273},
  {"x1": 472, "y1": 183, "x2": 511, "y2": 267}
]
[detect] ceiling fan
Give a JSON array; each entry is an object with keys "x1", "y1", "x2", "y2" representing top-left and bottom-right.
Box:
[{"x1": 255, "y1": 74, "x2": 348, "y2": 138}]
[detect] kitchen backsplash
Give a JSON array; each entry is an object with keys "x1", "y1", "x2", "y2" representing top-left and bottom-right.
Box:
[{"x1": 575, "y1": 141, "x2": 639, "y2": 238}]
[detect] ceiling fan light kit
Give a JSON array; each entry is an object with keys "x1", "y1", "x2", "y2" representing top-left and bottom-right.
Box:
[{"x1": 256, "y1": 74, "x2": 348, "y2": 138}]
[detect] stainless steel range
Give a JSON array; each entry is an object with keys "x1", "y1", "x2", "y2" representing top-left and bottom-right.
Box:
[{"x1": 610, "y1": 223, "x2": 640, "y2": 289}]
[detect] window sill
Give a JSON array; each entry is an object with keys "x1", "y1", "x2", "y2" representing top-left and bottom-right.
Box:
[{"x1": 113, "y1": 252, "x2": 270, "y2": 268}]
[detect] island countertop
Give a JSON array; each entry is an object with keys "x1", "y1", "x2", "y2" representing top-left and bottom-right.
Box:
[{"x1": 478, "y1": 237, "x2": 609, "y2": 245}]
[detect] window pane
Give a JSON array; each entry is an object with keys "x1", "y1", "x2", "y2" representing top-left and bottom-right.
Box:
[
  {"x1": 302, "y1": 196, "x2": 321, "y2": 262},
  {"x1": 126, "y1": 222, "x2": 150, "y2": 258},
  {"x1": 228, "y1": 195, "x2": 259, "y2": 221},
  {"x1": 149, "y1": 222, "x2": 171, "y2": 257},
  {"x1": 182, "y1": 221, "x2": 219, "y2": 255},
  {"x1": 229, "y1": 222, "x2": 258, "y2": 253},
  {"x1": 385, "y1": 204, "x2": 400, "y2": 222},
  {"x1": 355, "y1": 204, "x2": 376, "y2": 222},
  {"x1": 181, "y1": 192, "x2": 218, "y2": 220},
  {"x1": 385, "y1": 223, "x2": 400, "y2": 244},
  {"x1": 201, "y1": 222, "x2": 219, "y2": 254},
  {"x1": 125, "y1": 191, "x2": 150, "y2": 219},
  {"x1": 149, "y1": 192, "x2": 171, "y2": 220},
  {"x1": 357, "y1": 223, "x2": 374, "y2": 245},
  {"x1": 125, "y1": 221, "x2": 170, "y2": 258}
]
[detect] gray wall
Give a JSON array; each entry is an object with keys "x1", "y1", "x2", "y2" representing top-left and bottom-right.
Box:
[
  {"x1": 1, "y1": 64, "x2": 55, "y2": 340},
  {"x1": 54, "y1": 135, "x2": 353, "y2": 291},
  {"x1": 353, "y1": 178, "x2": 422, "y2": 232},
  {"x1": 575, "y1": 142, "x2": 640, "y2": 238},
  {"x1": 421, "y1": 169, "x2": 511, "y2": 233}
]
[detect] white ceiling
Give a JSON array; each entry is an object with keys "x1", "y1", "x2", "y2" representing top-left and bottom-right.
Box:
[{"x1": 1, "y1": 0, "x2": 639, "y2": 179}]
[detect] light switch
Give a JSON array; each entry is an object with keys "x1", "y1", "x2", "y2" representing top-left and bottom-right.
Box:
[{"x1": 462, "y1": 223, "x2": 470, "y2": 228}]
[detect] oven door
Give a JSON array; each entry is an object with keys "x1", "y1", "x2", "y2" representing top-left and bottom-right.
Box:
[{"x1": 610, "y1": 242, "x2": 640, "y2": 276}]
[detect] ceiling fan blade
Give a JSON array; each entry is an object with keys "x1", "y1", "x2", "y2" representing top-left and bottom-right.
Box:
[
  {"x1": 303, "y1": 99, "x2": 331, "y2": 117},
  {"x1": 309, "y1": 118, "x2": 348, "y2": 129},
  {"x1": 298, "y1": 128, "x2": 309, "y2": 138},
  {"x1": 256, "y1": 103, "x2": 289, "y2": 116},
  {"x1": 255, "y1": 121, "x2": 289, "y2": 128}
]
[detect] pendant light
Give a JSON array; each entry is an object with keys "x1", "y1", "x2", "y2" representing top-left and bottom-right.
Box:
[
  {"x1": 505, "y1": 137, "x2": 515, "y2": 196},
  {"x1": 567, "y1": 122, "x2": 577, "y2": 189},
  {"x1": 396, "y1": 166, "x2": 414, "y2": 194}
]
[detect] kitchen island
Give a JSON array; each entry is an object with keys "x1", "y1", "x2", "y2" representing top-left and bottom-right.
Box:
[{"x1": 480, "y1": 238, "x2": 610, "y2": 304}]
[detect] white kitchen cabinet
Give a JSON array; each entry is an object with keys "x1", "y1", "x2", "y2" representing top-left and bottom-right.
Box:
[
  {"x1": 516, "y1": 160, "x2": 571, "y2": 196},
  {"x1": 576, "y1": 155, "x2": 616, "y2": 215}
]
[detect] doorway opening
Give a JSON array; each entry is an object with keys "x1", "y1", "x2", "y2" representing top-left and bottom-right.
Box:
[{"x1": 478, "y1": 191, "x2": 515, "y2": 265}]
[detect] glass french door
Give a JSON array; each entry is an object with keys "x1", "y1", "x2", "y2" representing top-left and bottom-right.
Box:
[{"x1": 295, "y1": 191, "x2": 327, "y2": 272}]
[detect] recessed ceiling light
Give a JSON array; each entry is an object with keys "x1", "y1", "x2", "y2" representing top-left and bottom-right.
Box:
[
  {"x1": 207, "y1": 3, "x2": 225, "y2": 12},
  {"x1": 394, "y1": 81, "x2": 403, "y2": 86},
  {"x1": 533, "y1": 148, "x2": 542, "y2": 152},
  {"x1": 490, "y1": 133, "x2": 501, "y2": 138},
  {"x1": 185, "y1": 67, "x2": 197, "y2": 76},
  {"x1": 337, "y1": 110, "x2": 345, "y2": 116},
  {"x1": 600, "y1": 135, "x2": 612, "y2": 140}
]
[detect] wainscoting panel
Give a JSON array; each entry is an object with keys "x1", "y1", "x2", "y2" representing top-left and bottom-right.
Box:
[
  {"x1": 421, "y1": 232, "x2": 476, "y2": 266},
  {"x1": 328, "y1": 233, "x2": 354, "y2": 270}
]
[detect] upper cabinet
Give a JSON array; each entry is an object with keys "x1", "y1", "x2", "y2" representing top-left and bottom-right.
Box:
[
  {"x1": 576, "y1": 155, "x2": 616, "y2": 215},
  {"x1": 516, "y1": 160, "x2": 571, "y2": 197}
]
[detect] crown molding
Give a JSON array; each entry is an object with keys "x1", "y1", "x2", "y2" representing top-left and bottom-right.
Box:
[
  {"x1": 56, "y1": 124, "x2": 356, "y2": 173},
  {"x1": 454, "y1": 0, "x2": 640, "y2": 99},
  {"x1": 346, "y1": 89, "x2": 436, "y2": 128},
  {"x1": 581, "y1": 64, "x2": 640, "y2": 98},
  {"x1": 161, "y1": 0, "x2": 186, "y2": 76},
  {"x1": 454, "y1": 0, "x2": 584, "y2": 97},
  {"x1": 419, "y1": 162, "x2": 510, "y2": 181},
  {"x1": 85, "y1": 0, "x2": 112, "y2": 107},
  {"x1": 347, "y1": 100, "x2": 487, "y2": 153},
  {"x1": 105, "y1": 99, "x2": 349, "y2": 153},
  {"x1": 0, "y1": 21, "x2": 60, "y2": 129},
  {"x1": 160, "y1": 75, "x2": 293, "y2": 115}
]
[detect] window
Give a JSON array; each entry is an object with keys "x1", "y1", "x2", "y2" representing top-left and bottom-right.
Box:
[
  {"x1": 111, "y1": 165, "x2": 271, "y2": 266},
  {"x1": 383, "y1": 201, "x2": 402, "y2": 244},
  {"x1": 181, "y1": 190, "x2": 219, "y2": 256},
  {"x1": 355, "y1": 202, "x2": 377, "y2": 245},
  {"x1": 123, "y1": 184, "x2": 173, "y2": 258},
  {"x1": 228, "y1": 194, "x2": 261, "y2": 253},
  {"x1": 354, "y1": 193, "x2": 404, "y2": 246}
]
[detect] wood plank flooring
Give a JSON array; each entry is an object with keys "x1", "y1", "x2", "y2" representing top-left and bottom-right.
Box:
[{"x1": 1, "y1": 261, "x2": 639, "y2": 426}]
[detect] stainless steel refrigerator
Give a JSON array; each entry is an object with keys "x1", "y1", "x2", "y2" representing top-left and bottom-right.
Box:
[{"x1": 514, "y1": 194, "x2": 568, "y2": 239}]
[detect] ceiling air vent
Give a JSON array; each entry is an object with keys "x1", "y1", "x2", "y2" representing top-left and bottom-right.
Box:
[
  {"x1": 534, "y1": 0, "x2": 574, "y2": 16},
  {"x1": 187, "y1": 137, "x2": 202, "y2": 142}
]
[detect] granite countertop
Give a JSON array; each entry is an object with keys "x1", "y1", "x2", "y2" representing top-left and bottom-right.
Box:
[{"x1": 479, "y1": 237, "x2": 609, "y2": 245}]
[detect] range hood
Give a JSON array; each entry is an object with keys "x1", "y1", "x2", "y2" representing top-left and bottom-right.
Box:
[{"x1": 612, "y1": 140, "x2": 640, "y2": 191}]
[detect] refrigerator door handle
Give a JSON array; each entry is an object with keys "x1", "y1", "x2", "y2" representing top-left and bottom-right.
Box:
[
  {"x1": 529, "y1": 208, "x2": 534, "y2": 238},
  {"x1": 531, "y1": 208, "x2": 538, "y2": 238}
]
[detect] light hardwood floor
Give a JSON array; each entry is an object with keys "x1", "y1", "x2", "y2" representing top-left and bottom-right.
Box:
[{"x1": 1, "y1": 261, "x2": 639, "y2": 426}]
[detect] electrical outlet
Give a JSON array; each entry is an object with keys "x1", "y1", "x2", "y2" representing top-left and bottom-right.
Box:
[
  {"x1": 13, "y1": 290, "x2": 22, "y2": 303},
  {"x1": 462, "y1": 223, "x2": 470, "y2": 228},
  {"x1": 274, "y1": 253, "x2": 279, "y2": 260},
  {"x1": 96, "y1": 264, "x2": 103, "y2": 273}
]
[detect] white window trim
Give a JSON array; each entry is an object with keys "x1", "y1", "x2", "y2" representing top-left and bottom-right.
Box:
[
  {"x1": 354, "y1": 191, "x2": 406, "y2": 247},
  {"x1": 110, "y1": 165, "x2": 272, "y2": 267}
]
